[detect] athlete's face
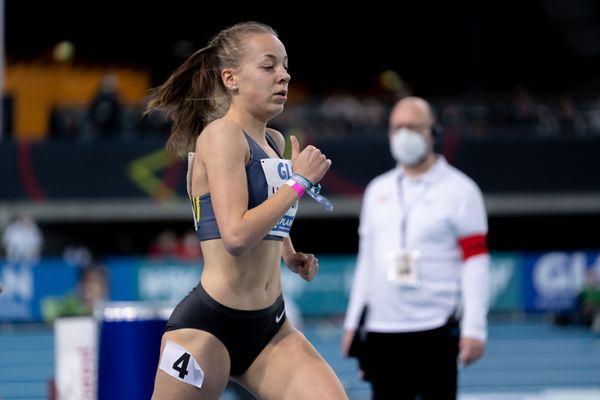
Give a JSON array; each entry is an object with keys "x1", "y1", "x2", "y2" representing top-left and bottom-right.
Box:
[{"x1": 230, "y1": 33, "x2": 291, "y2": 120}]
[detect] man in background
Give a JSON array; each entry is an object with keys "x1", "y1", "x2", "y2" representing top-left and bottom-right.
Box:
[{"x1": 342, "y1": 97, "x2": 490, "y2": 399}]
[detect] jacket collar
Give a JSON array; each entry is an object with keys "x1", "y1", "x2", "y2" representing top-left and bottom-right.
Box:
[{"x1": 395, "y1": 155, "x2": 448, "y2": 184}]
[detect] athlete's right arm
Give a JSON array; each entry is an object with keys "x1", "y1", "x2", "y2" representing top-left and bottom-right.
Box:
[{"x1": 199, "y1": 121, "x2": 328, "y2": 257}]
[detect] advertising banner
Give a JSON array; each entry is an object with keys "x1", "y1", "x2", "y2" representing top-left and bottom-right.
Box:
[
  {"x1": 2, "y1": 251, "x2": 599, "y2": 322},
  {"x1": 0, "y1": 258, "x2": 77, "y2": 321},
  {"x1": 522, "y1": 251, "x2": 600, "y2": 312}
]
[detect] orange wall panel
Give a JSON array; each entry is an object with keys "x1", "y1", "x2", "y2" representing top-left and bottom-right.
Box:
[{"x1": 5, "y1": 63, "x2": 151, "y2": 139}]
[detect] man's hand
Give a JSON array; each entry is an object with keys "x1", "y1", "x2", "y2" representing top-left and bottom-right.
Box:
[
  {"x1": 459, "y1": 336, "x2": 485, "y2": 366},
  {"x1": 341, "y1": 329, "x2": 356, "y2": 356}
]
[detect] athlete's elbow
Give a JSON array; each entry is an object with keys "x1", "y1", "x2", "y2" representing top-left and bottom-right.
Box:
[
  {"x1": 225, "y1": 243, "x2": 247, "y2": 257},
  {"x1": 222, "y1": 235, "x2": 249, "y2": 257}
]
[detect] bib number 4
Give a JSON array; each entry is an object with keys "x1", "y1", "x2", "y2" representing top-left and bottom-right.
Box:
[
  {"x1": 172, "y1": 352, "x2": 191, "y2": 379},
  {"x1": 159, "y1": 340, "x2": 204, "y2": 388}
]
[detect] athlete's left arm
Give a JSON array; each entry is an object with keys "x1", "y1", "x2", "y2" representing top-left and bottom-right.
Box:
[
  {"x1": 282, "y1": 236, "x2": 319, "y2": 283},
  {"x1": 268, "y1": 128, "x2": 319, "y2": 282}
]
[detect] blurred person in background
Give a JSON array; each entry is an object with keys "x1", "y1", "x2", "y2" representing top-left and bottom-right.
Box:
[
  {"x1": 342, "y1": 97, "x2": 490, "y2": 400},
  {"x1": 148, "y1": 229, "x2": 204, "y2": 261},
  {"x1": 42, "y1": 262, "x2": 109, "y2": 323},
  {"x1": 148, "y1": 229, "x2": 183, "y2": 259},
  {"x1": 578, "y1": 268, "x2": 600, "y2": 332},
  {"x1": 144, "y1": 21, "x2": 346, "y2": 400},
  {"x1": 179, "y1": 229, "x2": 203, "y2": 261},
  {"x1": 86, "y1": 73, "x2": 124, "y2": 140},
  {"x1": 1, "y1": 213, "x2": 43, "y2": 264}
]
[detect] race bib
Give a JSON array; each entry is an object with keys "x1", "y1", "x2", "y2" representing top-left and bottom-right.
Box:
[
  {"x1": 260, "y1": 158, "x2": 298, "y2": 237},
  {"x1": 159, "y1": 340, "x2": 204, "y2": 388}
]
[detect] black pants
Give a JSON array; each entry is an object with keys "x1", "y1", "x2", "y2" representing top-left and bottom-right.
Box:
[{"x1": 361, "y1": 319, "x2": 460, "y2": 400}]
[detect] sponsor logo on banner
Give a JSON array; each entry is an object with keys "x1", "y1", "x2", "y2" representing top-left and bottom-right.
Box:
[
  {"x1": 524, "y1": 251, "x2": 600, "y2": 311},
  {"x1": 489, "y1": 254, "x2": 522, "y2": 312},
  {"x1": 0, "y1": 263, "x2": 34, "y2": 319},
  {"x1": 138, "y1": 265, "x2": 201, "y2": 302}
]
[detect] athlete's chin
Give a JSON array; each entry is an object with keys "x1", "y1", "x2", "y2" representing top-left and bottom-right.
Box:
[{"x1": 265, "y1": 105, "x2": 285, "y2": 120}]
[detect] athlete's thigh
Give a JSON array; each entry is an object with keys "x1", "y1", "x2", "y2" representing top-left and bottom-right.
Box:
[
  {"x1": 238, "y1": 322, "x2": 348, "y2": 400},
  {"x1": 151, "y1": 328, "x2": 230, "y2": 400}
]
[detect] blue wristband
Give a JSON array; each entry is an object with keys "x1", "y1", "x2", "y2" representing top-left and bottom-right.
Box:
[
  {"x1": 290, "y1": 174, "x2": 334, "y2": 212},
  {"x1": 290, "y1": 174, "x2": 312, "y2": 189}
]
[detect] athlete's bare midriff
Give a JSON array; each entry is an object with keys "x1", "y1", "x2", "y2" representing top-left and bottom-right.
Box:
[{"x1": 199, "y1": 239, "x2": 283, "y2": 310}]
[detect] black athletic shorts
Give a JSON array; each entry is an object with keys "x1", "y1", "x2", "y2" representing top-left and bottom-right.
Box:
[{"x1": 164, "y1": 283, "x2": 287, "y2": 375}]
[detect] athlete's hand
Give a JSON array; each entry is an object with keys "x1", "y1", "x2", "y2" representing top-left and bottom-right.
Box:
[
  {"x1": 285, "y1": 251, "x2": 319, "y2": 282},
  {"x1": 290, "y1": 135, "x2": 331, "y2": 185}
]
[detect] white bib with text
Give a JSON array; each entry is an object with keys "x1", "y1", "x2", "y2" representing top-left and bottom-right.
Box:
[{"x1": 260, "y1": 158, "x2": 298, "y2": 237}]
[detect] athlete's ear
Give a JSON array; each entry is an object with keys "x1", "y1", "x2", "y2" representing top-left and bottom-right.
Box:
[{"x1": 222, "y1": 69, "x2": 238, "y2": 91}]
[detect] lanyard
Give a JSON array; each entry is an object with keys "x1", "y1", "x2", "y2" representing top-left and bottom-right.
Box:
[
  {"x1": 397, "y1": 175, "x2": 430, "y2": 249},
  {"x1": 305, "y1": 184, "x2": 334, "y2": 212}
]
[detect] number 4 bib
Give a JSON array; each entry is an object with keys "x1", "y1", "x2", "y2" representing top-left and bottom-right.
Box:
[{"x1": 159, "y1": 340, "x2": 205, "y2": 388}]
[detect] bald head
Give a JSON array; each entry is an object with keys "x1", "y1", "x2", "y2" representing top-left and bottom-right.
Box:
[{"x1": 389, "y1": 97, "x2": 434, "y2": 134}]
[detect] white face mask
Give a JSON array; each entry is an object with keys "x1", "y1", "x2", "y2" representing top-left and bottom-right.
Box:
[{"x1": 389, "y1": 128, "x2": 428, "y2": 166}]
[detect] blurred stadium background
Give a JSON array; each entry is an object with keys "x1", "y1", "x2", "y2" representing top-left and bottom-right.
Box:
[{"x1": 1, "y1": 0, "x2": 600, "y2": 399}]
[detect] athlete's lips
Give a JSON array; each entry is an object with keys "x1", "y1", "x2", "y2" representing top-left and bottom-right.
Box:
[{"x1": 274, "y1": 90, "x2": 288, "y2": 101}]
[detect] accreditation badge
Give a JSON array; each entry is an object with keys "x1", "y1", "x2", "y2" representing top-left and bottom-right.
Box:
[
  {"x1": 387, "y1": 249, "x2": 420, "y2": 287},
  {"x1": 260, "y1": 158, "x2": 298, "y2": 237}
]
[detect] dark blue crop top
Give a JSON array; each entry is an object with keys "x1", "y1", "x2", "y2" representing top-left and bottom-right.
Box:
[{"x1": 188, "y1": 132, "x2": 294, "y2": 242}]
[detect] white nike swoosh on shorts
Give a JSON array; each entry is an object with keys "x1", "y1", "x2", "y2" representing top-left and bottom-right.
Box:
[{"x1": 275, "y1": 310, "x2": 285, "y2": 323}]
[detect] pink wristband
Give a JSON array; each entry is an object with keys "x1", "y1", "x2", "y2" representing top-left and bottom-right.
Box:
[{"x1": 285, "y1": 179, "x2": 305, "y2": 198}]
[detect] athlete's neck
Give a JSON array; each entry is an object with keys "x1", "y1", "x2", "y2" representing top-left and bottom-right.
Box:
[{"x1": 223, "y1": 112, "x2": 267, "y2": 142}]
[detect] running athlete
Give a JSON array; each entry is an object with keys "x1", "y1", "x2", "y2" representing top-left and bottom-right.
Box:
[{"x1": 146, "y1": 21, "x2": 347, "y2": 400}]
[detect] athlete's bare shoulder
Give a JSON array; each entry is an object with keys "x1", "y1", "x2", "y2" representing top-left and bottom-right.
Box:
[
  {"x1": 196, "y1": 118, "x2": 246, "y2": 153},
  {"x1": 266, "y1": 127, "x2": 286, "y2": 155}
]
